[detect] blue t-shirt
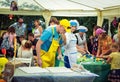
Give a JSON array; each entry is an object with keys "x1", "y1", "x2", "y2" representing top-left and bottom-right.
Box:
[{"x1": 40, "y1": 27, "x2": 62, "y2": 52}]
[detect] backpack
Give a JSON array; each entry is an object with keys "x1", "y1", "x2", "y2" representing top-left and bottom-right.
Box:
[{"x1": 0, "y1": 37, "x2": 10, "y2": 50}]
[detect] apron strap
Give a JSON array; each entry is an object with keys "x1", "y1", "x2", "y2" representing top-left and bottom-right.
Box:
[{"x1": 51, "y1": 27, "x2": 55, "y2": 38}]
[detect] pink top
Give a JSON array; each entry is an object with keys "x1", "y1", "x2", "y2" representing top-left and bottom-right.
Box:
[{"x1": 3, "y1": 33, "x2": 16, "y2": 48}]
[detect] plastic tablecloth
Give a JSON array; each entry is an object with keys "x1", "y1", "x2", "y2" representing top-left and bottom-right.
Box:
[
  {"x1": 80, "y1": 61, "x2": 110, "y2": 82},
  {"x1": 12, "y1": 68, "x2": 97, "y2": 82}
]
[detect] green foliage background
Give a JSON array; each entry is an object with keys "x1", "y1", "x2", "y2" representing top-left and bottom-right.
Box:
[
  {"x1": 0, "y1": 14, "x2": 97, "y2": 39},
  {"x1": 55, "y1": 16, "x2": 97, "y2": 39}
]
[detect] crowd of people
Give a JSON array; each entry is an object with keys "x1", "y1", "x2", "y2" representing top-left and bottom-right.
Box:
[{"x1": 0, "y1": 17, "x2": 120, "y2": 82}]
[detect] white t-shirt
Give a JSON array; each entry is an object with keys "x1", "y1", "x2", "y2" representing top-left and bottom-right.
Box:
[
  {"x1": 17, "y1": 46, "x2": 33, "y2": 58},
  {"x1": 64, "y1": 32, "x2": 77, "y2": 56},
  {"x1": 33, "y1": 28, "x2": 41, "y2": 39}
]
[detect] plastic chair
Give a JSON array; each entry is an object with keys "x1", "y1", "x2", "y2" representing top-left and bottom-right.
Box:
[{"x1": 13, "y1": 57, "x2": 32, "y2": 67}]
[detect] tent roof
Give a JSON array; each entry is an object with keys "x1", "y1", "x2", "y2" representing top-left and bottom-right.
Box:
[
  {"x1": 0, "y1": 0, "x2": 120, "y2": 17},
  {"x1": 68, "y1": 0, "x2": 120, "y2": 10}
]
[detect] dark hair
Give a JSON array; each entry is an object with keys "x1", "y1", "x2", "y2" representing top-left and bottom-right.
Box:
[
  {"x1": 24, "y1": 41, "x2": 32, "y2": 49},
  {"x1": 10, "y1": 1, "x2": 18, "y2": 11},
  {"x1": 49, "y1": 17, "x2": 59, "y2": 25},
  {"x1": 28, "y1": 33, "x2": 34, "y2": 37},
  {"x1": 93, "y1": 25, "x2": 101, "y2": 31},
  {"x1": 8, "y1": 26, "x2": 15, "y2": 34},
  {"x1": 19, "y1": 35, "x2": 25, "y2": 39}
]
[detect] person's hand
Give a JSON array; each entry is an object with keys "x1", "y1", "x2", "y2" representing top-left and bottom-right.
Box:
[
  {"x1": 99, "y1": 54, "x2": 104, "y2": 58},
  {"x1": 86, "y1": 50, "x2": 91, "y2": 54},
  {"x1": 96, "y1": 55, "x2": 102, "y2": 58},
  {"x1": 77, "y1": 47, "x2": 87, "y2": 55},
  {"x1": 80, "y1": 49, "x2": 86, "y2": 54},
  {"x1": 82, "y1": 51, "x2": 86, "y2": 55},
  {"x1": 57, "y1": 54, "x2": 62, "y2": 60},
  {"x1": 37, "y1": 59, "x2": 42, "y2": 67}
]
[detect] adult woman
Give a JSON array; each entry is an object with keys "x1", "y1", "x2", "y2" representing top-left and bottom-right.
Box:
[
  {"x1": 96, "y1": 28, "x2": 112, "y2": 57},
  {"x1": 3, "y1": 27, "x2": 16, "y2": 49},
  {"x1": 33, "y1": 20, "x2": 43, "y2": 39},
  {"x1": 75, "y1": 26, "x2": 90, "y2": 55},
  {"x1": 90, "y1": 26, "x2": 100, "y2": 56},
  {"x1": 64, "y1": 20, "x2": 78, "y2": 68},
  {"x1": 0, "y1": 27, "x2": 16, "y2": 57},
  {"x1": 17, "y1": 40, "x2": 33, "y2": 58}
]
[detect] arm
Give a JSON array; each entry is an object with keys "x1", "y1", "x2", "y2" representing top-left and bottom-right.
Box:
[
  {"x1": 76, "y1": 45, "x2": 86, "y2": 54},
  {"x1": 96, "y1": 46, "x2": 101, "y2": 57},
  {"x1": 106, "y1": 56, "x2": 112, "y2": 63},
  {"x1": 10, "y1": 22, "x2": 17, "y2": 27},
  {"x1": 97, "y1": 55, "x2": 109, "y2": 59},
  {"x1": 61, "y1": 33, "x2": 66, "y2": 45},
  {"x1": 100, "y1": 49, "x2": 112, "y2": 56},
  {"x1": 57, "y1": 47, "x2": 62, "y2": 60},
  {"x1": 89, "y1": 36, "x2": 93, "y2": 45},
  {"x1": 84, "y1": 42, "x2": 90, "y2": 54},
  {"x1": 96, "y1": 38, "x2": 101, "y2": 57},
  {"x1": 36, "y1": 29, "x2": 51, "y2": 66},
  {"x1": 36, "y1": 40, "x2": 43, "y2": 66},
  {"x1": 39, "y1": 26, "x2": 43, "y2": 36}
]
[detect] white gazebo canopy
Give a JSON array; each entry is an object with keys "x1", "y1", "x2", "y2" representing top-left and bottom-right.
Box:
[{"x1": 0, "y1": 0, "x2": 120, "y2": 27}]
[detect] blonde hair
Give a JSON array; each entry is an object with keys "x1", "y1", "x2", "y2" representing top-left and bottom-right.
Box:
[
  {"x1": 24, "y1": 41, "x2": 32, "y2": 49},
  {"x1": 111, "y1": 43, "x2": 119, "y2": 50}
]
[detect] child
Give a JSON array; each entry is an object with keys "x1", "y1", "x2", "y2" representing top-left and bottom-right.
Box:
[{"x1": 102, "y1": 43, "x2": 120, "y2": 82}]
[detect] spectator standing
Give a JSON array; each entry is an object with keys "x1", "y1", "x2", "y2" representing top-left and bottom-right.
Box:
[
  {"x1": 36, "y1": 19, "x2": 70, "y2": 68},
  {"x1": 10, "y1": 18, "x2": 26, "y2": 44},
  {"x1": 28, "y1": 33, "x2": 38, "y2": 56},
  {"x1": 33, "y1": 20, "x2": 43, "y2": 39},
  {"x1": 63, "y1": 20, "x2": 78, "y2": 68},
  {"x1": 75, "y1": 26, "x2": 90, "y2": 55},
  {"x1": 96, "y1": 28, "x2": 112, "y2": 57}
]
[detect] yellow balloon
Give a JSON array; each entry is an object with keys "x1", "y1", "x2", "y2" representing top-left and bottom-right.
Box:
[{"x1": 0, "y1": 57, "x2": 8, "y2": 74}]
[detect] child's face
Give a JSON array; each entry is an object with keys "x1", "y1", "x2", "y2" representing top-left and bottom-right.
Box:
[
  {"x1": 19, "y1": 38, "x2": 24, "y2": 42},
  {"x1": 28, "y1": 36, "x2": 32, "y2": 41},
  {"x1": 71, "y1": 26, "x2": 76, "y2": 32}
]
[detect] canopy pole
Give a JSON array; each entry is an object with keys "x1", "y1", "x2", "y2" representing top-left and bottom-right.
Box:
[
  {"x1": 97, "y1": 11, "x2": 103, "y2": 27},
  {"x1": 42, "y1": 10, "x2": 52, "y2": 28},
  {"x1": 108, "y1": 17, "x2": 113, "y2": 37}
]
